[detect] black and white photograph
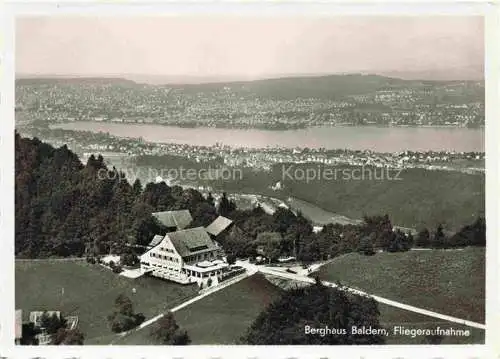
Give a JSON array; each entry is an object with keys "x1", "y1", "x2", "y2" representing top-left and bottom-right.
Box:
[{"x1": 3, "y1": 4, "x2": 497, "y2": 357}]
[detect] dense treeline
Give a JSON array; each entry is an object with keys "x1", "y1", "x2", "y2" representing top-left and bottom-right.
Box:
[
  {"x1": 240, "y1": 280, "x2": 385, "y2": 344},
  {"x1": 218, "y1": 208, "x2": 484, "y2": 263},
  {"x1": 15, "y1": 133, "x2": 214, "y2": 258},
  {"x1": 415, "y1": 218, "x2": 485, "y2": 249},
  {"x1": 15, "y1": 134, "x2": 485, "y2": 260}
]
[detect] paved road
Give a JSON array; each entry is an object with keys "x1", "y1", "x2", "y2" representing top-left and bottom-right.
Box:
[{"x1": 237, "y1": 261, "x2": 486, "y2": 330}]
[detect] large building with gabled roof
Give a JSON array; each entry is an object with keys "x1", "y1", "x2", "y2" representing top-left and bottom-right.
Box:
[{"x1": 140, "y1": 227, "x2": 228, "y2": 285}]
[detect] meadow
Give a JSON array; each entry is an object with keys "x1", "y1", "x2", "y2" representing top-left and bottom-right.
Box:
[
  {"x1": 318, "y1": 247, "x2": 485, "y2": 323},
  {"x1": 116, "y1": 273, "x2": 283, "y2": 345},
  {"x1": 16, "y1": 248, "x2": 485, "y2": 345},
  {"x1": 15, "y1": 260, "x2": 198, "y2": 343}
]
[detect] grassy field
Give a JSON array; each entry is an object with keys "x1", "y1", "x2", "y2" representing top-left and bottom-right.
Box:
[
  {"x1": 16, "y1": 251, "x2": 485, "y2": 345},
  {"x1": 116, "y1": 270, "x2": 485, "y2": 346},
  {"x1": 15, "y1": 260, "x2": 198, "y2": 343},
  {"x1": 276, "y1": 164, "x2": 484, "y2": 231},
  {"x1": 117, "y1": 273, "x2": 283, "y2": 345},
  {"x1": 318, "y1": 247, "x2": 485, "y2": 323}
]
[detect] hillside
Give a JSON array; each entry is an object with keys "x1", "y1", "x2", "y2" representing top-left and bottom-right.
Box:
[
  {"x1": 277, "y1": 163, "x2": 485, "y2": 231},
  {"x1": 318, "y1": 247, "x2": 485, "y2": 323},
  {"x1": 15, "y1": 77, "x2": 136, "y2": 86},
  {"x1": 17, "y1": 73, "x2": 484, "y2": 101},
  {"x1": 168, "y1": 74, "x2": 408, "y2": 99},
  {"x1": 133, "y1": 155, "x2": 485, "y2": 231},
  {"x1": 116, "y1": 273, "x2": 283, "y2": 345},
  {"x1": 15, "y1": 260, "x2": 198, "y2": 342}
]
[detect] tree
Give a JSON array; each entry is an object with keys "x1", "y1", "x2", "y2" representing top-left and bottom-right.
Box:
[
  {"x1": 449, "y1": 216, "x2": 485, "y2": 247},
  {"x1": 190, "y1": 201, "x2": 218, "y2": 227},
  {"x1": 40, "y1": 312, "x2": 67, "y2": 335},
  {"x1": 14, "y1": 136, "x2": 199, "y2": 258},
  {"x1": 241, "y1": 281, "x2": 385, "y2": 344},
  {"x1": 416, "y1": 228, "x2": 430, "y2": 247},
  {"x1": 114, "y1": 294, "x2": 134, "y2": 316},
  {"x1": 226, "y1": 254, "x2": 236, "y2": 265},
  {"x1": 218, "y1": 192, "x2": 236, "y2": 217},
  {"x1": 108, "y1": 294, "x2": 145, "y2": 333},
  {"x1": 256, "y1": 232, "x2": 282, "y2": 263},
  {"x1": 120, "y1": 251, "x2": 139, "y2": 267},
  {"x1": 431, "y1": 224, "x2": 447, "y2": 248},
  {"x1": 132, "y1": 178, "x2": 143, "y2": 196},
  {"x1": 407, "y1": 232, "x2": 415, "y2": 248},
  {"x1": 297, "y1": 235, "x2": 321, "y2": 263},
  {"x1": 206, "y1": 192, "x2": 215, "y2": 206},
  {"x1": 358, "y1": 235, "x2": 375, "y2": 256},
  {"x1": 362, "y1": 214, "x2": 394, "y2": 251},
  {"x1": 150, "y1": 312, "x2": 191, "y2": 345},
  {"x1": 387, "y1": 229, "x2": 411, "y2": 252},
  {"x1": 223, "y1": 224, "x2": 255, "y2": 258},
  {"x1": 272, "y1": 207, "x2": 297, "y2": 234},
  {"x1": 52, "y1": 328, "x2": 85, "y2": 345}
]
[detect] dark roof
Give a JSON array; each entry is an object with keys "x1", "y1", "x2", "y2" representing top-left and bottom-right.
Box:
[
  {"x1": 152, "y1": 210, "x2": 193, "y2": 229},
  {"x1": 148, "y1": 235, "x2": 164, "y2": 248},
  {"x1": 168, "y1": 227, "x2": 219, "y2": 258},
  {"x1": 206, "y1": 216, "x2": 233, "y2": 236}
]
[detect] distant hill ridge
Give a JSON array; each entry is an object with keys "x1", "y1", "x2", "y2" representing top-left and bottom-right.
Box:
[
  {"x1": 16, "y1": 77, "x2": 136, "y2": 85},
  {"x1": 16, "y1": 73, "x2": 484, "y2": 100}
]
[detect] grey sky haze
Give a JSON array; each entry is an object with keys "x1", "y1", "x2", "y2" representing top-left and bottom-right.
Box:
[{"x1": 16, "y1": 16, "x2": 484, "y2": 80}]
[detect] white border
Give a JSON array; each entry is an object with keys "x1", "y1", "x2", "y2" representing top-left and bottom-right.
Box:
[{"x1": 1, "y1": 1, "x2": 498, "y2": 358}]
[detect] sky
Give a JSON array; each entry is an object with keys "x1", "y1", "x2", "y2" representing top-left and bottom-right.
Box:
[{"x1": 16, "y1": 16, "x2": 484, "y2": 80}]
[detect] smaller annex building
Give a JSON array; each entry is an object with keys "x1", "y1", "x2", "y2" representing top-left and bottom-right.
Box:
[
  {"x1": 152, "y1": 210, "x2": 193, "y2": 231},
  {"x1": 140, "y1": 227, "x2": 228, "y2": 286},
  {"x1": 205, "y1": 215, "x2": 233, "y2": 240}
]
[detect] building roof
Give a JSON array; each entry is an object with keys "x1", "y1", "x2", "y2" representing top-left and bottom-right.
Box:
[
  {"x1": 205, "y1": 216, "x2": 233, "y2": 236},
  {"x1": 167, "y1": 227, "x2": 219, "y2": 258},
  {"x1": 15, "y1": 309, "x2": 22, "y2": 340},
  {"x1": 152, "y1": 210, "x2": 193, "y2": 229},
  {"x1": 148, "y1": 234, "x2": 164, "y2": 248}
]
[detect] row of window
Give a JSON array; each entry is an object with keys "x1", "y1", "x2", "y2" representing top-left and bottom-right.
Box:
[
  {"x1": 159, "y1": 247, "x2": 175, "y2": 254},
  {"x1": 150, "y1": 252, "x2": 180, "y2": 263},
  {"x1": 152, "y1": 263, "x2": 180, "y2": 271},
  {"x1": 184, "y1": 252, "x2": 215, "y2": 263}
]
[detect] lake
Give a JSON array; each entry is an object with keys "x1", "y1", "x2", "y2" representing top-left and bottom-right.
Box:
[{"x1": 51, "y1": 121, "x2": 485, "y2": 152}]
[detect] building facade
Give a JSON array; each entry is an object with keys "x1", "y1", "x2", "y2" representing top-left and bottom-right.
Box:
[{"x1": 140, "y1": 227, "x2": 228, "y2": 286}]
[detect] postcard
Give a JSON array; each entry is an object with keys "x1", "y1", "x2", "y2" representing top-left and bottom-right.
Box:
[{"x1": 1, "y1": 2, "x2": 497, "y2": 359}]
